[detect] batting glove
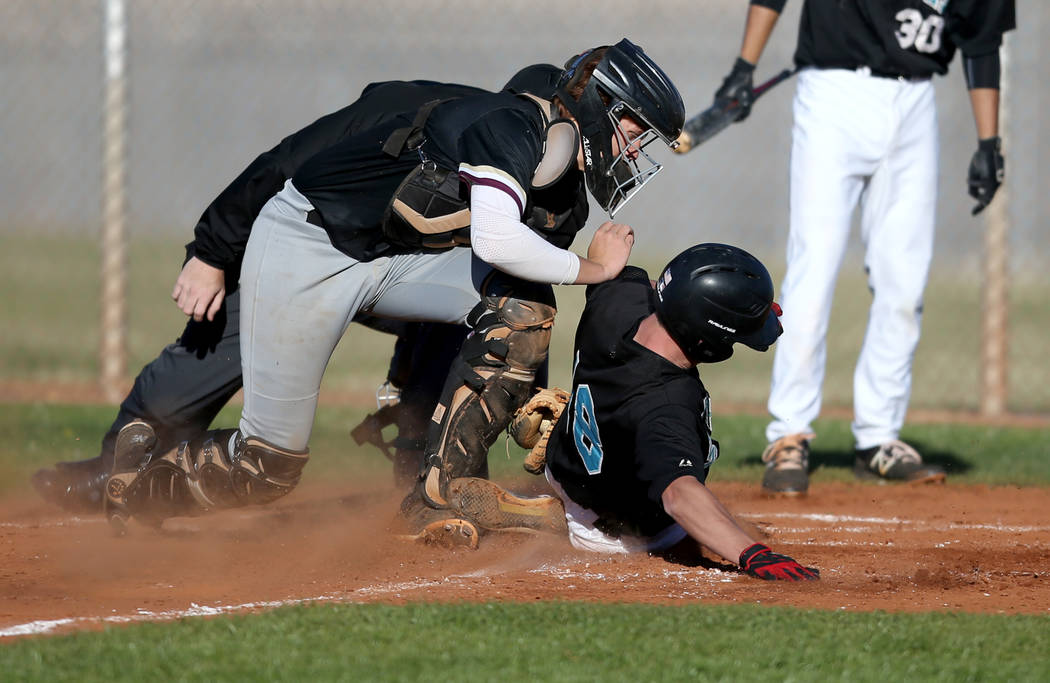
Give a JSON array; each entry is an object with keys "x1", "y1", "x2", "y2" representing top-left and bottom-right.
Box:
[
  {"x1": 739, "y1": 543, "x2": 820, "y2": 581},
  {"x1": 714, "y1": 57, "x2": 756, "y2": 122},
  {"x1": 967, "y1": 136, "x2": 1004, "y2": 216}
]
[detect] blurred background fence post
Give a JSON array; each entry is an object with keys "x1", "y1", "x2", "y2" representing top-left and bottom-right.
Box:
[
  {"x1": 99, "y1": 0, "x2": 129, "y2": 403},
  {"x1": 980, "y1": 39, "x2": 1010, "y2": 418}
]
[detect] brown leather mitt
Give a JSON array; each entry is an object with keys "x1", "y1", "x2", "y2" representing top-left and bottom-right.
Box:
[{"x1": 507, "y1": 387, "x2": 570, "y2": 475}]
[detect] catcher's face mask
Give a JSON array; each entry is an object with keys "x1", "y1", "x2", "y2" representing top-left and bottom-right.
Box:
[
  {"x1": 567, "y1": 85, "x2": 669, "y2": 218},
  {"x1": 557, "y1": 41, "x2": 681, "y2": 218}
]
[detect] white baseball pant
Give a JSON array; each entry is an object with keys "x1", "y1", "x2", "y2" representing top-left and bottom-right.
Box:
[{"x1": 766, "y1": 68, "x2": 938, "y2": 450}]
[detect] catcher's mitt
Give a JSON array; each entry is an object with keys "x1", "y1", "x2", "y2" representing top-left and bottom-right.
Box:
[{"x1": 508, "y1": 387, "x2": 569, "y2": 475}]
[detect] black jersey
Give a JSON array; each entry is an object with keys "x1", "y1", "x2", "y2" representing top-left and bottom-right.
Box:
[
  {"x1": 292, "y1": 91, "x2": 551, "y2": 261},
  {"x1": 545, "y1": 267, "x2": 717, "y2": 538},
  {"x1": 753, "y1": 0, "x2": 1015, "y2": 79},
  {"x1": 187, "y1": 80, "x2": 485, "y2": 275}
]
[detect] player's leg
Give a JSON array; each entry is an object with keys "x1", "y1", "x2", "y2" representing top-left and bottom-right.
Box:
[
  {"x1": 424, "y1": 281, "x2": 556, "y2": 518},
  {"x1": 763, "y1": 69, "x2": 874, "y2": 493},
  {"x1": 391, "y1": 323, "x2": 470, "y2": 490},
  {"x1": 32, "y1": 287, "x2": 243, "y2": 513},
  {"x1": 852, "y1": 80, "x2": 944, "y2": 482},
  {"x1": 104, "y1": 183, "x2": 374, "y2": 525},
  {"x1": 364, "y1": 251, "x2": 558, "y2": 529},
  {"x1": 359, "y1": 248, "x2": 503, "y2": 541}
]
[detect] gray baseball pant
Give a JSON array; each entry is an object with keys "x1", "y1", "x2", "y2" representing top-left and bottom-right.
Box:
[{"x1": 238, "y1": 180, "x2": 490, "y2": 451}]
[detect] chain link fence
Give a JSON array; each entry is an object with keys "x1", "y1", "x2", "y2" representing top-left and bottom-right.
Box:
[{"x1": 2, "y1": 1, "x2": 1047, "y2": 417}]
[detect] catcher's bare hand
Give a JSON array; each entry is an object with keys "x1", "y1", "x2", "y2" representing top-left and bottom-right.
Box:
[
  {"x1": 578, "y1": 221, "x2": 634, "y2": 284},
  {"x1": 172, "y1": 256, "x2": 226, "y2": 322},
  {"x1": 739, "y1": 543, "x2": 820, "y2": 581}
]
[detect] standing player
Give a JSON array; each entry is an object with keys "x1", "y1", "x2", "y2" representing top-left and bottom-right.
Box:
[
  {"x1": 100, "y1": 40, "x2": 687, "y2": 537},
  {"x1": 445, "y1": 244, "x2": 819, "y2": 579},
  {"x1": 31, "y1": 65, "x2": 572, "y2": 513},
  {"x1": 693, "y1": 0, "x2": 1015, "y2": 495}
]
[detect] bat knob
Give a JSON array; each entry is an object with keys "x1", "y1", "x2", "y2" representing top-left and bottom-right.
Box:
[{"x1": 672, "y1": 131, "x2": 694, "y2": 155}]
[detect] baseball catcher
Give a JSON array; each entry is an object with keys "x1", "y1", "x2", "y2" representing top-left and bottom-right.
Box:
[{"x1": 32, "y1": 64, "x2": 574, "y2": 514}]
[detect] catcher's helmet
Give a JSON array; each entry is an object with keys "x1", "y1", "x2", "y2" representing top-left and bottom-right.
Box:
[
  {"x1": 654, "y1": 243, "x2": 782, "y2": 364},
  {"x1": 502, "y1": 63, "x2": 563, "y2": 99},
  {"x1": 556, "y1": 39, "x2": 685, "y2": 217}
]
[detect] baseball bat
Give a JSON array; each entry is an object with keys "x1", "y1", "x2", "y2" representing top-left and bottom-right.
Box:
[{"x1": 673, "y1": 67, "x2": 797, "y2": 155}]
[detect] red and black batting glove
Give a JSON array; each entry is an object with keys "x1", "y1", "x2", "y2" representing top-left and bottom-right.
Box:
[{"x1": 739, "y1": 543, "x2": 820, "y2": 581}]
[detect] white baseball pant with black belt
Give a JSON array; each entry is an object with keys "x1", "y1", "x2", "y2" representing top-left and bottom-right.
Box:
[{"x1": 766, "y1": 67, "x2": 938, "y2": 450}]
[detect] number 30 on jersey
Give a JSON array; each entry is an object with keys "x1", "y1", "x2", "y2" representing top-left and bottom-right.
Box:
[
  {"x1": 571, "y1": 384, "x2": 604, "y2": 474},
  {"x1": 895, "y1": 8, "x2": 945, "y2": 54}
]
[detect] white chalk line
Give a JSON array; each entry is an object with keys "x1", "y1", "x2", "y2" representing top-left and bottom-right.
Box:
[
  {"x1": 0, "y1": 517, "x2": 102, "y2": 529},
  {"x1": 0, "y1": 575, "x2": 484, "y2": 639},
  {"x1": 737, "y1": 512, "x2": 1050, "y2": 534}
]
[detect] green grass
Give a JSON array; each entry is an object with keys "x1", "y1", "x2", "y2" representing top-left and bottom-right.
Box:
[
  {"x1": 3, "y1": 233, "x2": 1050, "y2": 412},
  {"x1": 4, "y1": 402, "x2": 1048, "y2": 501},
  {"x1": 4, "y1": 602, "x2": 1049, "y2": 682}
]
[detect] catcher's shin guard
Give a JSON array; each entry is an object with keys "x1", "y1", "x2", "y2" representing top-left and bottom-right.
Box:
[
  {"x1": 421, "y1": 279, "x2": 556, "y2": 506},
  {"x1": 105, "y1": 421, "x2": 309, "y2": 528}
]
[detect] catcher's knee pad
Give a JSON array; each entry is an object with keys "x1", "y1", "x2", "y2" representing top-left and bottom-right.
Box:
[
  {"x1": 421, "y1": 278, "x2": 556, "y2": 505},
  {"x1": 107, "y1": 429, "x2": 309, "y2": 524}
]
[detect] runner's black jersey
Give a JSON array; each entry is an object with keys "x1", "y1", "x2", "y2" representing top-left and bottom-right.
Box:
[
  {"x1": 753, "y1": 0, "x2": 1015, "y2": 78},
  {"x1": 546, "y1": 267, "x2": 718, "y2": 538}
]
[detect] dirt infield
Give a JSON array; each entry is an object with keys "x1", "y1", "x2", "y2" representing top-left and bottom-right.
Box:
[{"x1": 2, "y1": 475, "x2": 1048, "y2": 638}]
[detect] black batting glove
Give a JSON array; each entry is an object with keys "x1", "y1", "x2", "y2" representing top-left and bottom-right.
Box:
[
  {"x1": 739, "y1": 543, "x2": 820, "y2": 581},
  {"x1": 714, "y1": 57, "x2": 756, "y2": 122},
  {"x1": 967, "y1": 136, "x2": 1004, "y2": 216}
]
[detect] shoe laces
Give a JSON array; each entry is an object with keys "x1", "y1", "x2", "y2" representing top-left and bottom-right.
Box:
[
  {"x1": 762, "y1": 434, "x2": 813, "y2": 470},
  {"x1": 877, "y1": 440, "x2": 922, "y2": 466}
]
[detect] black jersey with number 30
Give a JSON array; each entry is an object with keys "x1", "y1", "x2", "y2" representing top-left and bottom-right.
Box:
[
  {"x1": 753, "y1": 0, "x2": 1015, "y2": 79},
  {"x1": 545, "y1": 267, "x2": 717, "y2": 538}
]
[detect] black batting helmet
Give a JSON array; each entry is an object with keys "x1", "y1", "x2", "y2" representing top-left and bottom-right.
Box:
[
  {"x1": 556, "y1": 39, "x2": 685, "y2": 217},
  {"x1": 654, "y1": 243, "x2": 782, "y2": 363}
]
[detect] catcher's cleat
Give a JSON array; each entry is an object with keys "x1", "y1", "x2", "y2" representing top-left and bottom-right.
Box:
[
  {"x1": 760, "y1": 433, "x2": 814, "y2": 497},
  {"x1": 400, "y1": 518, "x2": 480, "y2": 550},
  {"x1": 854, "y1": 440, "x2": 946, "y2": 484},
  {"x1": 31, "y1": 456, "x2": 109, "y2": 513},
  {"x1": 397, "y1": 490, "x2": 481, "y2": 549},
  {"x1": 445, "y1": 477, "x2": 567, "y2": 534}
]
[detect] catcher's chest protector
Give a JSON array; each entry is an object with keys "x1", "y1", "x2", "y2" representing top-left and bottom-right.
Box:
[{"x1": 380, "y1": 95, "x2": 582, "y2": 252}]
